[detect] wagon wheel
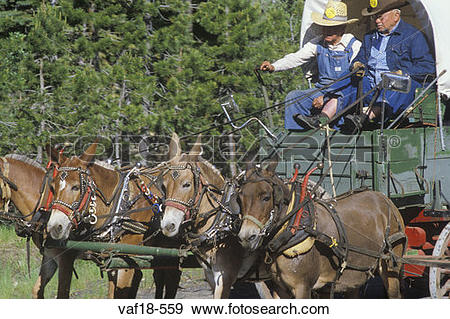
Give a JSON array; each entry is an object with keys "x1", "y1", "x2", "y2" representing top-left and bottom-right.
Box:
[{"x1": 429, "y1": 222, "x2": 450, "y2": 298}]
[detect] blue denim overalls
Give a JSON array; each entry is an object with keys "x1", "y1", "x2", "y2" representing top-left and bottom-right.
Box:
[{"x1": 285, "y1": 37, "x2": 357, "y2": 130}]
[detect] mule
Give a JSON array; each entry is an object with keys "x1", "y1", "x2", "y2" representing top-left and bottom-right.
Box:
[
  {"x1": 45, "y1": 142, "x2": 181, "y2": 298},
  {"x1": 0, "y1": 154, "x2": 78, "y2": 298},
  {"x1": 237, "y1": 162, "x2": 407, "y2": 298},
  {"x1": 159, "y1": 134, "x2": 269, "y2": 298}
]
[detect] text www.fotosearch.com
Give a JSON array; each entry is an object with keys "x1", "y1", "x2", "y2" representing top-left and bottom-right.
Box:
[
  {"x1": 117, "y1": 302, "x2": 330, "y2": 316},
  {"x1": 192, "y1": 303, "x2": 329, "y2": 315}
]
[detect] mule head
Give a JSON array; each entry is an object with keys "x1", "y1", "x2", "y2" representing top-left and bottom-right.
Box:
[
  {"x1": 160, "y1": 134, "x2": 203, "y2": 237},
  {"x1": 46, "y1": 143, "x2": 98, "y2": 240},
  {"x1": 237, "y1": 160, "x2": 288, "y2": 251}
]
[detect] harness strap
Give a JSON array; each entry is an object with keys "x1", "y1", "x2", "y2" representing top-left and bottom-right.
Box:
[
  {"x1": 292, "y1": 166, "x2": 319, "y2": 234},
  {"x1": 0, "y1": 158, "x2": 13, "y2": 212},
  {"x1": 80, "y1": 187, "x2": 92, "y2": 210},
  {"x1": 242, "y1": 214, "x2": 266, "y2": 230},
  {"x1": 165, "y1": 200, "x2": 191, "y2": 220},
  {"x1": 121, "y1": 220, "x2": 149, "y2": 234},
  {"x1": 51, "y1": 203, "x2": 79, "y2": 228},
  {"x1": 316, "y1": 200, "x2": 349, "y2": 267},
  {"x1": 184, "y1": 188, "x2": 235, "y2": 250},
  {"x1": 311, "y1": 200, "x2": 399, "y2": 276},
  {"x1": 0, "y1": 158, "x2": 18, "y2": 191},
  {"x1": 26, "y1": 237, "x2": 31, "y2": 279},
  {"x1": 21, "y1": 162, "x2": 57, "y2": 224}
]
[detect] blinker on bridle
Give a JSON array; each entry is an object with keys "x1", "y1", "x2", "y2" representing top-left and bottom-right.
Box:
[
  {"x1": 163, "y1": 163, "x2": 204, "y2": 222},
  {"x1": 51, "y1": 166, "x2": 98, "y2": 228},
  {"x1": 237, "y1": 167, "x2": 281, "y2": 235}
]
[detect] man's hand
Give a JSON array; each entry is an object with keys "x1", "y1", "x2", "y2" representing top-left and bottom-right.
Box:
[
  {"x1": 312, "y1": 95, "x2": 324, "y2": 109},
  {"x1": 260, "y1": 61, "x2": 275, "y2": 73},
  {"x1": 352, "y1": 61, "x2": 365, "y2": 78}
]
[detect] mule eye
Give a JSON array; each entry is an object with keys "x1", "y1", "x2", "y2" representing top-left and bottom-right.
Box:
[
  {"x1": 72, "y1": 185, "x2": 80, "y2": 191},
  {"x1": 262, "y1": 195, "x2": 271, "y2": 202},
  {"x1": 182, "y1": 182, "x2": 191, "y2": 188}
]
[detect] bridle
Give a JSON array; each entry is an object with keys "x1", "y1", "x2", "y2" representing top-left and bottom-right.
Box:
[
  {"x1": 236, "y1": 167, "x2": 286, "y2": 241},
  {"x1": 51, "y1": 166, "x2": 98, "y2": 228},
  {"x1": 161, "y1": 161, "x2": 242, "y2": 255},
  {"x1": 162, "y1": 162, "x2": 206, "y2": 222}
]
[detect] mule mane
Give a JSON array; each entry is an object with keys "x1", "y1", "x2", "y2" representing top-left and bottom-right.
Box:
[
  {"x1": 242, "y1": 166, "x2": 290, "y2": 204},
  {"x1": 177, "y1": 154, "x2": 222, "y2": 176},
  {"x1": 177, "y1": 154, "x2": 224, "y2": 186},
  {"x1": 61, "y1": 157, "x2": 115, "y2": 171},
  {"x1": 199, "y1": 158, "x2": 222, "y2": 178},
  {"x1": 5, "y1": 154, "x2": 45, "y2": 171},
  {"x1": 94, "y1": 160, "x2": 115, "y2": 170},
  {"x1": 244, "y1": 167, "x2": 278, "y2": 183},
  {"x1": 147, "y1": 159, "x2": 173, "y2": 171}
]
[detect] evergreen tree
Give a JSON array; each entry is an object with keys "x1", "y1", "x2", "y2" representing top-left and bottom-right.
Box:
[{"x1": 0, "y1": 0, "x2": 306, "y2": 168}]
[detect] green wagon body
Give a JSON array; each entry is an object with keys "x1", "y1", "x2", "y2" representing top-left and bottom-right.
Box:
[{"x1": 258, "y1": 88, "x2": 450, "y2": 291}]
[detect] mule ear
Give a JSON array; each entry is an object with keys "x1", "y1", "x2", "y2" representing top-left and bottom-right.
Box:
[
  {"x1": 79, "y1": 142, "x2": 98, "y2": 164},
  {"x1": 188, "y1": 134, "x2": 203, "y2": 159},
  {"x1": 45, "y1": 144, "x2": 67, "y2": 164},
  {"x1": 168, "y1": 132, "x2": 181, "y2": 160},
  {"x1": 245, "y1": 161, "x2": 254, "y2": 172},
  {"x1": 265, "y1": 155, "x2": 279, "y2": 173}
]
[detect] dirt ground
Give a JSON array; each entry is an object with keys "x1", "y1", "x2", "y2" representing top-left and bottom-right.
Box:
[
  {"x1": 137, "y1": 269, "x2": 213, "y2": 299},
  {"x1": 137, "y1": 269, "x2": 264, "y2": 299}
]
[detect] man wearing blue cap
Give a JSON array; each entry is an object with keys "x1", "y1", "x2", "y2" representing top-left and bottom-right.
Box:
[{"x1": 340, "y1": 0, "x2": 435, "y2": 131}]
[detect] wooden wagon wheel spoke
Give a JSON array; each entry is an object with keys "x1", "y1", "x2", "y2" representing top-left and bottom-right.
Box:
[{"x1": 429, "y1": 222, "x2": 450, "y2": 298}]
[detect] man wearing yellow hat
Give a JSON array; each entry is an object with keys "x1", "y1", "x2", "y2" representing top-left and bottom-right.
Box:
[{"x1": 260, "y1": 0, "x2": 361, "y2": 130}]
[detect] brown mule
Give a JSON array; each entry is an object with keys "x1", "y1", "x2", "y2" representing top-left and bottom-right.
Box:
[
  {"x1": 159, "y1": 134, "x2": 251, "y2": 298},
  {"x1": 237, "y1": 162, "x2": 406, "y2": 298},
  {"x1": 0, "y1": 155, "x2": 79, "y2": 298},
  {"x1": 45, "y1": 141, "x2": 181, "y2": 298}
]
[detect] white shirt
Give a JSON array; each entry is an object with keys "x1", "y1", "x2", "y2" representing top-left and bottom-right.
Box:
[{"x1": 272, "y1": 33, "x2": 362, "y2": 72}]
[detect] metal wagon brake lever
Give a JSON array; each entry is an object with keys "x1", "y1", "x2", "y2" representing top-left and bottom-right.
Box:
[{"x1": 221, "y1": 94, "x2": 277, "y2": 141}]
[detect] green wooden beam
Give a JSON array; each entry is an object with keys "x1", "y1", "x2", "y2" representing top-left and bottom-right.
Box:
[{"x1": 63, "y1": 240, "x2": 190, "y2": 258}]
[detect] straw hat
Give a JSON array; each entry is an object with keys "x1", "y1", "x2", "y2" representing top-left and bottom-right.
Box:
[
  {"x1": 361, "y1": 0, "x2": 408, "y2": 17},
  {"x1": 311, "y1": 0, "x2": 359, "y2": 27}
]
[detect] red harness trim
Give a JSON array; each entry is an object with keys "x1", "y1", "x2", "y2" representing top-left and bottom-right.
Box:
[
  {"x1": 79, "y1": 187, "x2": 92, "y2": 211},
  {"x1": 165, "y1": 169, "x2": 205, "y2": 221},
  {"x1": 289, "y1": 165, "x2": 299, "y2": 183},
  {"x1": 165, "y1": 201, "x2": 191, "y2": 220},
  {"x1": 291, "y1": 166, "x2": 319, "y2": 234},
  {"x1": 52, "y1": 203, "x2": 78, "y2": 228},
  {"x1": 51, "y1": 186, "x2": 92, "y2": 228},
  {"x1": 45, "y1": 192, "x2": 54, "y2": 211},
  {"x1": 42, "y1": 162, "x2": 59, "y2": 211}
]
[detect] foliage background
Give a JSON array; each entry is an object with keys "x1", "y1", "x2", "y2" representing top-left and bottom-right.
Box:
[{"x1": 0, "y1": 0, "x2": 306, "y2": 171}]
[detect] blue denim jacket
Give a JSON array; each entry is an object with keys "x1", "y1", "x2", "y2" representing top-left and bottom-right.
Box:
[{"x1": 354, "y1": 19, "x2": 435, "y2": 83}]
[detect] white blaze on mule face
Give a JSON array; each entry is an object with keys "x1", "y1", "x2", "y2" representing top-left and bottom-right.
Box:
[
  {"x1": 160, "y1": 207, "x2": 185, "y2": 237},
  {"x1": 46, "y1": 209, "x2": 72, "y2": 240},
  {"x1": 59, "y1": 180, "x2": 66, "y2": 191}
]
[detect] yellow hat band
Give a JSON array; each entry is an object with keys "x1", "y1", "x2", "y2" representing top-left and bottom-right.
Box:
[{"x1": 322, "y1": 13, "x2": 348, "y2": 22}]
